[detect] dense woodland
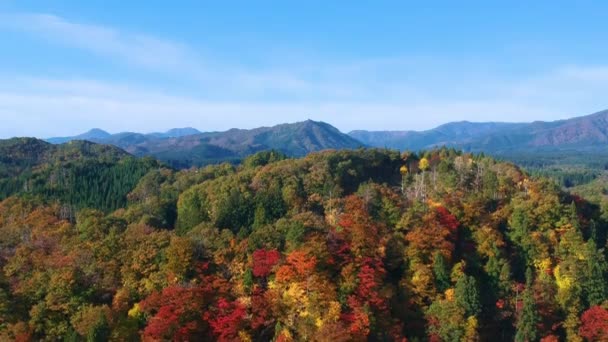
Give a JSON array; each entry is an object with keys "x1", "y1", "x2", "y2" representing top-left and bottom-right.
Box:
[{"x1": 0, "y1": 146, "x2": 607, "y2": 341}]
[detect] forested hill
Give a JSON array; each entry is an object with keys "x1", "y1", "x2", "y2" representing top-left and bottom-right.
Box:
[
  {"x1": 0, "y1": 148, "x2": 607, "y2": 340},
  {"x1": 0, "y1": 138, "x2": 129, "y2": 177},
  {"x1": 0, "y1": 138, "x2": 159, "y2": 213}
]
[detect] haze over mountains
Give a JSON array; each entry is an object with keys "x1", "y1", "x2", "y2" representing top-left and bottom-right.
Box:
[
  {"x1": 351, "y1": 109, "x2": 608, "y2": 153},
  {"x1": 349, "y1": 122, "x2": 525, "y2": 152},
  {"x1": 46, "y1": 127, "x2": 203, "y2": 145},
  {"x1": 46, "y1": 120, "x2": 363, "y2": 167},
  {"x1": 38, "y1": 109, "x2": 608, "y2": 168}
]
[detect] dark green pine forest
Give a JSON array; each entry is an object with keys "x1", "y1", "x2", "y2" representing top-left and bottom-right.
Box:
[{"x1": 0, "y1": 139, "x2": 607, "y2": 341}]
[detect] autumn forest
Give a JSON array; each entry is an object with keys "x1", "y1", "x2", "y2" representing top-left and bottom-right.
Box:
[{"x1": 0, "y1": 143, "x2": 606, "y2": 341}]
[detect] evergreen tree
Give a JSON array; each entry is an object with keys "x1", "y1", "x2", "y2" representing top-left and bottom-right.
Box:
[
  {"x1": 87, "y1": 314, "x2": 110, "y2": 342},
  {"x1": 499, "y1": 261, "x2": 512, "y2": 296},
  {"x1": 515, "y1": 269, "x2": 539, "y2": 342},
  {"x1": 584, "y1": 240, "x2": 607, "y2": 306},
  {"x1": 433, "y1": 252, "x2": 451, "y2": 292},
  {"x1": 455, "y1": 275, "x2": 481, "y2": 317},
  {"x1": 568, "y1": 201, "x2": 581, "y2": 231},
  {"x1": 243, "y1": 268, "x2": 254, "y2": 294},
  {"x1": 508, "y1": 208, "x2": 534, "y2": 268}
]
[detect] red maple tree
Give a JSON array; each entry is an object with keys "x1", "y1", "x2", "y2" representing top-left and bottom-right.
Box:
[
  {"x1": 579, "y1": 306, "x2": 608, "y2": 341},
  {"x1": 252, "y1": 249, "x2": 281, "y2": 278}
]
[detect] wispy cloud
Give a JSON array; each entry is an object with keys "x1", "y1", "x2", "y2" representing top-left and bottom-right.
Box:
[
  {"x1": 0, "y1": 12, "x2": 390, "y2": 100},
  {"x1": 0, "y1": 73, "x2": 598, "y2": 139},
  {"x1": 0, "y1": 12, "x2": 202, "y2": 73},
  {"x1": 0, "y1": 12, "x2": 607, "y2": 138},
  {"x1": 0, "y1": 86, "x2": 547, "y2": 139}
]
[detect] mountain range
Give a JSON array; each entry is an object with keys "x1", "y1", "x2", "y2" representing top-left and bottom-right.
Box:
[
  {"x1": 46, "y1": 127, "x2": 203, "y2": 145},
  {"x1": 38, "y1": 109, "x2": 608, "y2": 168},
  {"x1": 350, "y1": 109, "x2": 608, "y2": 153},
  {"x1": 46, "y1": 120, "x2": 364, "y2": 167}
]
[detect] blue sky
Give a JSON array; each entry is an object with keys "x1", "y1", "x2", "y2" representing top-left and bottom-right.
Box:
[{"x1": 1, "y1": 1, "x2": 608, "y2": 138}]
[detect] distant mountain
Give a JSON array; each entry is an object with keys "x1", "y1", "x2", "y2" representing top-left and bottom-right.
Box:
[
  {"x1": 47, "y1": 128, "x2": 112, "y2": 144},
  {"x1": 132, "y1": 120, "x2": 364, "y2": 167},
  {"x1": 40, "y1": 110, "x2": 608, "y2": 168},
  {"x1": 350, "y1": 109, "x2": 608, "y2": 154},
  {"x1": 46, "y1": 127, "x2": 201, "y2": 145},
  {"x1": 154, "y1": 127, "x2": 202, "y2": 138},
  {"x1": 462, "y1": 109, "x2": 608, "y2": 152},
  {"x1": 197, "y1": 120, "x2": 363, "y2": 157},
  {"x1": 350, "y1": 122, "x2": 523, "y2": 151},
  {"x1": 47, "y1": 120, "x2": 364, "y2": 168}
]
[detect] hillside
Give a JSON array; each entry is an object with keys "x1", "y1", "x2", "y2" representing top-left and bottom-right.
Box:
[
  {"x1": 48, "y1": 120, "x2": 365, "y2": 168},
  {"x1": 570, "y1": 174, "x2": 608, "y2": 204},
  {"x1": 0, "y1": 138, "x2": 159, "y2": 212},
  {"x1": 193, "y1": 120, "x2": 364, "y2": 157},
  {"x1": 0, "y1": 138, "x2": 129, "y2": 177},
  {"x1": 466, "y1": 109, "x2": 608, "y2": 152},
  {"x1": 350, "y1": 109, "x2": 608, "y2": 154},
  {"x1": 0, "y1": 148, "x2": 606, "y2": 340}
]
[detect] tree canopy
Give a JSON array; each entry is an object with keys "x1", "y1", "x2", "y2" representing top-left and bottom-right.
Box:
[{"x1": 0, "y1": 147, "x2": 607, "y2": 341}]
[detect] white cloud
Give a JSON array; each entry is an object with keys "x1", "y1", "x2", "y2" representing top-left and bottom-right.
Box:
[
  {"x1": 0, "y1": 13, "x2": 607, "y2": 138},
  {"x1": 0, "y1": 76, "x2": 587, "y2": 139},
  {"x1": 0, "y1": 12, "x2": 355, "y2": 96},
  {"x1": 0, "y1": 13, "x2": 202, "y2": 73}
]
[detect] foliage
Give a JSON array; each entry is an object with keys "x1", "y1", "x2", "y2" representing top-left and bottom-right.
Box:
[
  {"x1": 0, "y1": 147, "x2": 606, "y2": 340},
  {"x1": 579, "y1": 305, "x2": 608, "y2": 341},
  {"x1": 515, "y1": 269, "x2": 539, "y2": 342},
  {"x1": 0, "y1": 139, "x2": 158, "y2": 212}
]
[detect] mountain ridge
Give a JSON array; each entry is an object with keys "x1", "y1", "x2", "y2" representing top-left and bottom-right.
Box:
[
  {"x1": 46, "y1": 120, "x2": 364, "y2": 168},
  {"x1": 46, "y1": 127, "x2": 202, "y2": 145},
  {"x1": 39, "y1": 109, "x2": 608, "y2": 168},
  {"x1": 350, "y1": 109, "x2": 608, "y2": 153}
]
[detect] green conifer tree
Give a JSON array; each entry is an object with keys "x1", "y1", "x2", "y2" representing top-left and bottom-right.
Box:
[
  {"x1": 433, "y1": 252, "x2": 451, "y2": 293},
  {"x1": 455, "y1": 275, "x2": 481, "y2": 317},
  {"x1": 515, "y1": 269, "x2": 539, "y2": 342}
]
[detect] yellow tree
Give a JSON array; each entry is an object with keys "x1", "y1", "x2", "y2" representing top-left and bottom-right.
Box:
[
  {"x1": 414, "y1": 157, "x2": 430, "y2": 200},
  {"x1": 400, "y1": 165, "x2": 408, "y2": 194},
  {"x1": 419, "y1": 157, "x2": 430, "y2": 172}
]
